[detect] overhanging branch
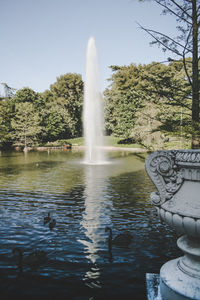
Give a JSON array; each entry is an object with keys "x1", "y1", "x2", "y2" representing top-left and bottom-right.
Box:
[
  {"x1": 155, "y1": 0, "x2": 192, "y2": 25},
  {"x1": 137, "y1": 22, "x2": 191, "y2": 55}
]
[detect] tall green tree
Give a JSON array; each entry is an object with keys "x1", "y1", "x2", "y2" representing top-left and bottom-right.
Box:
[
  {"x1": 38, "y1": 100, "x2": 76, "y2": 142},
  {"x1": 11, "y1": 102, "x2": 41, "y2": 150},
  {"x1": 49, "y1": 73, "x2": 84, "y2": 137},
  {"x1": 104, "y1": 64, "x2": 147, "y2": 137},
  {"x1": 0, "y1": 99, "x2": 14, "y2": 147},
  {"x1": 138, "y1": 0, "x2": 200, "y2": 147}
]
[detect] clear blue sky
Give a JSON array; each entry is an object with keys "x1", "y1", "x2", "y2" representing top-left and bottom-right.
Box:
[{"x1": 0, "y1": 0, "x2": 178, "y2": 95}]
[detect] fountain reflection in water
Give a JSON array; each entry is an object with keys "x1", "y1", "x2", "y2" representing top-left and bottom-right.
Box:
[
  {"x1": 79, "y1": 165, "x2": 112, "y2": 262},
  {"x1": 83, "y1": 37, "x2": 107, "y2": 164},
  {"x1": 79, "y1": 164, "x2": 112, "y2": 287}
]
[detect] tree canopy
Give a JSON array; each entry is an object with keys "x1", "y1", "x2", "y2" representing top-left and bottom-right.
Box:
[
  {"x1": 49, "y1": 73, "x2": 83, "y2": 138},
  {"x1": 0, "y1": 73, "x2": 84, "y2": 149},
  {"x1": 138, "y1": 0, "x2": 200, "y2": 146},
  {"x1": 0, "y1": 62, "x2": 194, "y2": 151},
  {"x1": 104, "y1": 60, "x2": 191, "y2": 149},
  {"x1": 11, "y1": 102, "x2": 41, "y2": 149}
]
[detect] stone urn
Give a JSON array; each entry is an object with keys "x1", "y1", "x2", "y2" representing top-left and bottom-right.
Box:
[{"x1": 145, "y1": 150, "x2": 200, "y2": 300}]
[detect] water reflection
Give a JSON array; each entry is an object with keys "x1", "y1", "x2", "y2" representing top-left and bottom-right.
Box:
[
  {"x1": 0, "y1": 151, "x2": 182, "y2": 299},
  {"x1": 79, "y1": 164, "x2": 113, "y2": 287},
  {"x1": 0, "y1": 150, "x2": 85, "y2": 193},
  {"x1": 78, "y1": 153, "x2": 146, "y2": 285}
]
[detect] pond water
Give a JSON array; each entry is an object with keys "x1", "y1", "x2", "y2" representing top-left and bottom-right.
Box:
[{"x1": 0, "y1": 150, "x2": 181, "y2": 299}]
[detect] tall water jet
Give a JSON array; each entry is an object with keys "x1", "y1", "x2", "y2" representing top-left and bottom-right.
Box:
[{"x1": 83, "y1": 37, "x2": 106, "y2": 164}]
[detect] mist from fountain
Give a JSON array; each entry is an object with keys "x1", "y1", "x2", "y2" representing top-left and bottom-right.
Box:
[{"x1": 83, "y1": 37, "x2": 107, "y2": 164}]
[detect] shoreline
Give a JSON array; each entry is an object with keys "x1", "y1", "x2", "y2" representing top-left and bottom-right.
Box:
[
  {"x1": 10, "y1": 145, "x2": 148, "y2": 153},
  {"x1": 71, "y1": 145, "x2": 148, "y2": 152}
]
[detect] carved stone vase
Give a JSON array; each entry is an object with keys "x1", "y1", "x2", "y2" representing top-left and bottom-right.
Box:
[{"x1": 145, "y1": 150, "x2": 200, "y2": 300}]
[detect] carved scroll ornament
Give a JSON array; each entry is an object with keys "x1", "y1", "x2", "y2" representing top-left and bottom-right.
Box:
[{"x1": 145, "y1": 151, "x2": 183, "y2": 206}]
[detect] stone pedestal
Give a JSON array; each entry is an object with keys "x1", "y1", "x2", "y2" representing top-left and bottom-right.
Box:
[{"x1": 145, "y1": 150, "x2": 200, "y2": 300}]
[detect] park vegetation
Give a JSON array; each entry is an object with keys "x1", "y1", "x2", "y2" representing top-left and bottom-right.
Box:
[
  {"x1": 138, "y1": 0, "x2": 200, "y2": 147},
  {"x1": 0, "y1": 0, "x2": 199, "y2": 151},
  {"x1": 104, "y1": 60, "x2": 192, "y2": 150},
  {"x1": 0, "y1": 73, "x2": 83, "y2": 150},
  {"x1": 0, "y1": 59, "x2": 194, "y2": 151}
]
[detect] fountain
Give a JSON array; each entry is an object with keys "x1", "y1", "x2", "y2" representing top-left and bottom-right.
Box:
[{"x1": 83, "y1": 37, "x2": 107, "y2": 164}]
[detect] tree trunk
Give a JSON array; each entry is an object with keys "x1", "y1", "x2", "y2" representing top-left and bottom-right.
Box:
[
  {"x1": 191, "y1": 0, "x2": 200, "y2": 148},
  {"x1": 24, "y1": 127, "x2": 28, "y2": 152}
]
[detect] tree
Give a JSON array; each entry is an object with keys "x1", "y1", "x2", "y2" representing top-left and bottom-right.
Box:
[
  {"x1": 0, "y1": 74, "x2": 84, "y2": 147},
  {"x1": 38, "y1": 100, "x2": 76, "y2": 142},
  {"x1": 49, "y1": 73, "x2": 84, "y2": 137},
  {"x1": 140, "y1": 60, "x2": 192, "y2": 129},
  {"x1": 37, "y1": 73, "x2": 84, "y2": 142},
  {"x1": 104, "y1": 64, "x2": 148, "y2": 137},
  {"x1": 138, "y1": 0, "x2": 200, "y2": 147},
  {"x1": 11, "y1": 102, "x2": 41, "y2": 150},
  {"x1": 0, "y1": 99, "x2": 14, "y2": 147},
  {"x1": 12, "y1": 87, "x2": 39, "y2": 104},
  {"x1": 104, "y1": 61, "x2": 191, "y2": 146}
]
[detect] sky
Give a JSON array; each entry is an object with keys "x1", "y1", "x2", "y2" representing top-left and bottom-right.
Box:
[{"x1": 0, "y1": 0, "x2": 178, "y2": 95}]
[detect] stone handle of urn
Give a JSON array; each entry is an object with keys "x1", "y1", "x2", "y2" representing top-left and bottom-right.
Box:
[{"x1": 145, "y1": 150, "x2": 183, "y2": 206}]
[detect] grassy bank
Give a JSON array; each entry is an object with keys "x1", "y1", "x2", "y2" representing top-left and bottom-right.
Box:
[
  {"x1": 52, "y1": 135, "x2": 191, "y2": 150},
  {"x1": 9, "y1": 135, "x2": 191, "y2": 152},
  {"x1": 52, "y1": 136, "x2": 145, "y2": 149},
  {"x1": 41, "y1": 135, "x2": 192, "y2": 150}
]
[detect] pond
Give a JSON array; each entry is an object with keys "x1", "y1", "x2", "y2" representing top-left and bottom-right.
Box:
[{"x1": 0, "y1": 149, "x2": 181, "y2": 299}]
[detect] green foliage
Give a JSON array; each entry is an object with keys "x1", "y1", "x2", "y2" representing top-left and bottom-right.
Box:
[
  {"x1": 39, "y1": 101, "x2": 76, "y2": 141},
  {"x1": 138, "y1": 0, "x2": 200, "y2": 137},
  {"x1": 104, "y1": 64, "x2": 148, "y2": 137},
  {"x1": 105, "y1": 60, "x2": 192, "y2": 147},
  {"x1": 0, "y1": 61, "x2": 193, "y2": 150},
  {"x1": 12, "y1": 87, "x2": 39, "y2": 104},
  {"x1": 0, "y1": 99, "x2": 14, "y2": 146},
  {"x1": 47, "y1": 73, "x2": 84, "y2": 139},
  {"x1": 141, "y1": 60, "x2": 191, "y2": 103},
  {"x1": 11, "y1": 102, "x2": 41, "y2": 148},
  {"x1": 6, "y1": 73, "x2": 84, "y2": 146}
]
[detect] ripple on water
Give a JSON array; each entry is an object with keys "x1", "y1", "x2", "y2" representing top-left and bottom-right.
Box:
[{"x1": 0, "y1": 152, "x2": 180, "y2": 299}]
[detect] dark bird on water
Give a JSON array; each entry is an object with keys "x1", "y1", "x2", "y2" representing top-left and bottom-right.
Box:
[
  {"x1": 49, "y1": 218, "x2": 56, "y2": 230},
  {"x1": 12, "y1": 247, "x2": 47, "y2": 272},
  {"x1": 105, "y1": 226, "x2": 132, "y2": 249},
  {"x1": 44, "y1": 212, "x2": 51, "y2": 225}
]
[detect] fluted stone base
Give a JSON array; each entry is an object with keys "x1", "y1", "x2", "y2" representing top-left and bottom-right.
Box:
[
  {"x1": 160, "y1": 258, "x2": 200, "y2": 300},
  {"x1": 160, "y1": 236, "x2": 200, "y2": 300}
]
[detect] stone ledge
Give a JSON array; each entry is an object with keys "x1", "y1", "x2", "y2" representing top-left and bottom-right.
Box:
[{"x1": 146, "y1": 273, "x2": 162, "y2": 300}]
